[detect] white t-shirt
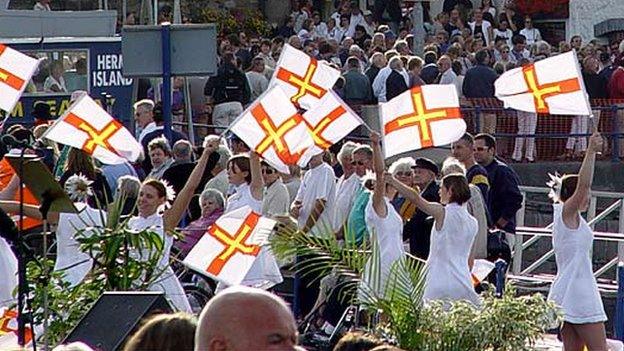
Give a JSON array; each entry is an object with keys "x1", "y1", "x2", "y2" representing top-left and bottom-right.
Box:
[
  {"x1": 295, "y1": 162, "x2": 336, "y2": 235},
  {"x1": 493, "y1": 28, "x2": 513, "y2": 47},
  {"x1": 520, "y1": 27, "x2": 542, "y2": 46},
  {"x1": 332, "y1": 173, "x2": 361, "y2": 231},
  {"x1": 312, "y1": 22, "x2": 329, "y2": 39},
  {"x1": 469, "y1": 20, "x2": 492, "y2": 44},
  {"x1": 55, "y1": 203, "x2": 105, "y2": 286},
  {"x1": 246, "y1": 71, "x2": 269, "y2": 101},
  {"x1": 262, "y1": 179, "x2": 290, "y2": 217}
]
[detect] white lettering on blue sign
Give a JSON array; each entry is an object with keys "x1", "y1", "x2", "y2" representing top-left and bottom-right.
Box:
[{"x1": 93, "y1": 54, "x2": 133, "y2": 87}]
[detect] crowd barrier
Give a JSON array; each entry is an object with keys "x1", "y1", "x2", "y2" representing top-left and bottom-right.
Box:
[{"x1": 178, "y1": 98, "x2": 624, "y2": 162}]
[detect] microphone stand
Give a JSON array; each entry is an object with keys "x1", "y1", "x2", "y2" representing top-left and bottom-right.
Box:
[{"x1": 15, "y1": 145, "x2": 37, "y2": 350}]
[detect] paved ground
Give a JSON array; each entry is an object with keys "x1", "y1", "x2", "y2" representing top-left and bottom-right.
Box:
[{"x1": 533, "y1": 334, "x2": 624, "y2": 350}]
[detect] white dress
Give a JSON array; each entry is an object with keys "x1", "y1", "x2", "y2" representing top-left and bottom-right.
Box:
[
  {"x1": 226, "y1": 183, "x2": 262, "y2": 214},
  {"x1": 361, "y1": 197, "x2": 406, "y2": 299},
  {"x1": 423, "y1": 203, "x2": 480, "y2": 306},
  {"x1": 0, "y1": 237, "x2": 17, "y2": 308},
  {"x1": 55, "y1": 203, "x2": 105, "y2": 286},
  {"x1": 127, "y1": 213, "x2": 192, "y2": 312},
  {"x1": 223, "y1": 182, "x2": 282, "y2": 290},
  {"x1": 547, "y1": 204, "x2": 607, "y2": 323}
]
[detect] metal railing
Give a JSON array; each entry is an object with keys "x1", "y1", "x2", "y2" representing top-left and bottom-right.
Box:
[{"x1": 512, "y1": 186, "x2": 624, "y2": 286}]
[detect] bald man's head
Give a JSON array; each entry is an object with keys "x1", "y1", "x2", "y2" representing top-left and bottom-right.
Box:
[{"x1": 195, "y1": 286, "x2": 297, "y2": 351}]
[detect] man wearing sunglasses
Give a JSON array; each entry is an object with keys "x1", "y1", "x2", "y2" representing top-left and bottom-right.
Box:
[{"x1": 474, "y1": 133, "x2": 523, "y2": 237}]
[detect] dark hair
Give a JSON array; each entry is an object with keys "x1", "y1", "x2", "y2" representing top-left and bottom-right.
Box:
[
  {"x1": 451, "y1": 60, "x2": 462, "y2": 75},
  {"x1": 559, "y1": 174, "x2": 579, "y2": 202},
  {"x1": 424, "y1": 51, "x2": 438, "y2": 64},
  {"x1": 272, "y1": 36, "x2": 285, "y2": 45},
  {"x1": 152, "y1": 102, "x2": 164, "y2": 123},
  {"x1": 475, "y1": 49, "x2": 489, "y2": 64},
  {"x1": 475, "y1": 133, "x2": 496, "y2": 149},
  {"x1": 319, "y1": 42, "x2": 334, "y2": 55},
  {"x1": 347, "y1": 56, "x2": 360, "y2": 69},
  {"x1": 143, "y1": 179, "x2": 167, "y2": 198},
  {"x1": 123, "y1": 313, "x2": 196, "y2": 351},
  {"x1": 459, "y1": 132, "x2": 475, "y2": 145},
  {"x1": 227, "y1": 33, "x2": 241, "y2": 47},
  {"x1": 228, "y1": 154, "x2": 251, "y2": 183},
  {"x1": 442, "y1": 173, "x2": 471, "y2": 205},
  {"x1": 512, "y1": 34, "x2": 526, "y2": 45},
  {"x1": 66, "y1": 148, "x2": 96, "y2": 180}
]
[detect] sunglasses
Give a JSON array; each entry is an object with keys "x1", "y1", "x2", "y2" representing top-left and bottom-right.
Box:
[
  {"x1": 351, "y1": 160, "x2": 367, "y2": 166},
  {"x1": 262, "y1": 169, "x2": 275, "y2": 175}
]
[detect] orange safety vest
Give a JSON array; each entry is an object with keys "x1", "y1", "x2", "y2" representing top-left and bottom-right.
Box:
[{"x1": 0, "y1": 158, "x2": 42, "y2": 230}]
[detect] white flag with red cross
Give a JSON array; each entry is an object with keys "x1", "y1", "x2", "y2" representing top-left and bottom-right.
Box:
[
  {"x1": 271, "y1": 44, "x2": 341, "y2": 110},
  {"x1": 183, "y1": 206, "x2": 282, "y2": 288},
  {"x1": 297, "y1": 91, "x2": 364, "y2": 167},
  {"x1": 230, "y1": 86, "x2": 314, "y2": 174},
  {"x1": 495, "y1": 51, "x2": 591, "y2": 115},
  {"x1": 0, "y1": 44, "x2": 40, "y2": 114},
  {"x1": 0, "y1": 308, "x2": 33, "y2": 349},
  {"x1": 380, "y1": 85, "x2": 466, "y2": 158},
  {"x1": 43, "y1": 94, "x2": 143, "y2": 165}
]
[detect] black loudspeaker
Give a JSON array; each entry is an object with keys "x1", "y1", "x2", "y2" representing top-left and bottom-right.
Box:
[{"x1": 62, "y1": 291, "x2": 173, "y2": 350}]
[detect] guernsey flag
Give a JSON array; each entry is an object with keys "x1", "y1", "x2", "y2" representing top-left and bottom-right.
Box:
[{"x1": 0, "y1": 44, "x2": 40, "y2": 114}]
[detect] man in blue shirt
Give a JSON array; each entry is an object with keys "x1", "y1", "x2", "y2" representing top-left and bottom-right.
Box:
[
  {"x1": 463, "y1": 49, "x2": 498, "y2": 134},
  {"x1": 474, "y1": 133, "x2": 523, "y2": 234}
]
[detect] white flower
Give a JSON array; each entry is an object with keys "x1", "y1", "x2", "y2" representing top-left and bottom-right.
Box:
[
  {"x1": 158, "y1": 179, "x2": 177, "y2": 212},
  {"x1": 546, "y1": 172, "x2": 563, "y2": 201},
  {"x1": 64, "y1": 173, "x2": 94, "y2": 202}
]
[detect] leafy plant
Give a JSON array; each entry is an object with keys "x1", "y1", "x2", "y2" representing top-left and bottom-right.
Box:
[
  {"x1": 269, "y1": 219, "x2": 561, "y2": 350},
  {"x1": 197, "y1": 8, "x2": 272, "y2": 37},
  {"x1": 23, "y1": 193, "x2": 169, "y2": 345}
]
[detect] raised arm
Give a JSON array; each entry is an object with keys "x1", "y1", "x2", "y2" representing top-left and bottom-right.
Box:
[
  {"x1": 163, "y1": 145, "x2": 212, "y2": 232},
  {"x1": 385, "y1": 173, "x2": 445, "y2": 225},
  {"x1": 249, "y1": 152, "x2": 264, "y2": 201},
  {"x1": 562, "y1": 132, "x2": 602, "y2": 224},
  {"x1": 506, "y1": 9, "x2": 518, "y2": 32},
  {"x1": 370, "y1": 132, "x2": 387, "y2": 217}
]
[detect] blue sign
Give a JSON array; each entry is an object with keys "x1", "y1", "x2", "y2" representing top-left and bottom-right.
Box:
[{"x1": 0, "y1": 37, "x2": 134, "y2": 127}]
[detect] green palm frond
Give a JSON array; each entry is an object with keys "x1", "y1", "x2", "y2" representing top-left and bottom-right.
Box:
[{"x1": 269, "y1": 215, "x2": 561, "y2": 351}]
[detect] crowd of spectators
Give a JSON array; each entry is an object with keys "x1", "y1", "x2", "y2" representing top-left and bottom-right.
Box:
[{"x1": 198, "y1": 0, "x2": 624, "y2": 162}]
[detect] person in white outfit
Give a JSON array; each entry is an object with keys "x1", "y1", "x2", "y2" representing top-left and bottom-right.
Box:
[
  {"x1": 332, "y1": 141, "x2": 362, "y2": 236},
  {"x1": 360, "y1": 133, "x2": 407, "y2": 299},
  {"x1": 387, "y1": 170, "x2": 480, "y2": 306},
  {"x1": 261, "y1": 162, "x2": 290, "y2": 218},
  {"x1": 512, "y1": 110, "x2": 537, "y2": 162},
  {"x1": 290, "y1": 153, "x2": 336, "y2": 236},
  {"x1": 547, "y1": 132, "x2": 608, "y2": 350},
  {"x1": 127, "y1": 144, "x2": 213, "y2": 312},
  {"x1": 224, "y1": 152, "x2": 282, "y2": 289},
  {"x1": 0, "y1": 175, "x2": 105, "y2": 287}
]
